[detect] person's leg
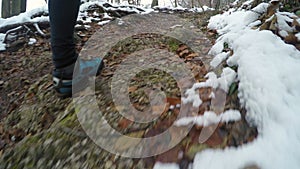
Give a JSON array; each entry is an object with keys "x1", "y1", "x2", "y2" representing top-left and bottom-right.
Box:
[
  {"x1": 48, "y1": 0, "x2": 80, "y2": 69},
  {"x1": 49, "y1": 0, "x2": 104, "y2": 98}
]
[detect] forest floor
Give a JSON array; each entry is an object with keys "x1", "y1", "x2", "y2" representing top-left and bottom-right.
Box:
[{"x1": 0, "y1": 10, "x2": 258, "y2": 169}]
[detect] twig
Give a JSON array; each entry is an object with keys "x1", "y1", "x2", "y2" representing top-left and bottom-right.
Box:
[{"x1": 33, "y1": 23, "x2": 46, "y2": 37}]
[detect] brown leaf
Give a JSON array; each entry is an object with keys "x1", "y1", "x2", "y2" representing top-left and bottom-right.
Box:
[
  {"x1": 293, "y1": 18, "x2": 300, "y2": 28},
  {"x1": 166, "y1": 97, "x2": 181, "y2": 106},
  {"x1": 259, "y1": 21, "x2": 271, "y2": 31},
  {"x1": 152, "y1": 103, "x2": 169, "y2": 115},
  {"x1": 285, "y1": 33, "x2": 298, "y2": 44},
  {"x1": 9, "y1": 128, "x2": 25, "y2": 142},
  {"x1": 179, "y1": 49, "x2": 189, "y2": 58},
  {"x1": 128, "y1": 85, "x2": 138, "y2": 93},
  {"x1": 156, "y1": 145, "x2": 182, "y2": 163},
  {"x1": 101, "y1": 70, "x2": 114, "y2": 77},
  {"x1": 203, "y1": 128, "x2": 224, "y2": 146},
  {"x1": 186, "y1": 53, "x2": 198, "y2": 60},
  {"x1": 41, "y1": 112, "x2": 55, "y2": 129},
  {"x1": 118, "y1": 117, "x2": 133, "y2": 129},
  {"x1": 199, "y1": 87, "x2": 213, "y2": 102},
  {"x1": 177, "y1": 44, "x2": 188, "y2": 52}
]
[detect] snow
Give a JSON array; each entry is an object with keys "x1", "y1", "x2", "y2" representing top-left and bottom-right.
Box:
[
  {"x1": 79, "y1": 1, "x2": 153, "y2": 15},
  {"x1": 97, "y1": 20, "x2": 111, "y2": 26},
  {"x1": 103, "y1": 13, "x2": 113, "y2": 19},
  {"x1": 175, "y1": 110, "x2": 241, "y2": 127},
  {"x1": 279, "y1": 30, "x2": 288, "y2": 38},
  {"x1": 210, "y1": 51, "x2": 231, "y2": 68},
  {"x1": 276, "y1": 12, "x2": 295, "y2": 33},
  {"x1": 153, "y1": 162, "x2": 180, "y2": 169},
  {"x1": 153, "y1": 5, "x2": 214, "y2": 13},
  {"x1": 28, "y1": 38, "x2": 37, "y2": 45},
  {"x1": 0, "y1": 6, "x2": 49, "y2": 29},
  {"x1": 169, "y1": 105, "x2": 175, "y2": 110},
  {"x1": 182, "y1": 67, "x2": 237, "y2": 107},
  {"x1": 207, "y1": 3, "x2": 269, "y2": 34},
  {"x1": 0, "y1": 33, "x2": 5, "y2": 51},
  {"x1": 193, "y1": 2, "x2": 300, "y2": 169}
]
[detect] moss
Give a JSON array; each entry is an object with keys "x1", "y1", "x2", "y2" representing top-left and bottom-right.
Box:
[
  {"x1": 167, "y1": 38, "x2": 180, "y2": 52},
  {"x1": 186, "y1": 143, "x2": 209, "y2": 159}
]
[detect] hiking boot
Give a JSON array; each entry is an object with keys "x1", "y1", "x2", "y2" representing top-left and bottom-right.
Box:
[{"x1": 52, "y1": 57, "x2": 104, "y2": 98}]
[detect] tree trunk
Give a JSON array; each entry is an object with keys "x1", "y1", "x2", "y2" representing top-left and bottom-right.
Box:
[
  {"x1": 214, "y1": 0, "x2": 220, "y2": 10},
  {"x1": 151, "y1": 0, "x2": 158, "y2": 7},
  {"x1": 2, "y1": 0, "x2": 27, "y2": 18},
  {"x1": 1, "y1": 0, "x2": 11, "y2": 18}
]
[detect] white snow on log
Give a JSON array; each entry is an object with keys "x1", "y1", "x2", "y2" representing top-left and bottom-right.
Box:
[{"x1": 0, "y1": 6, "x2": 49, "y2": 29}]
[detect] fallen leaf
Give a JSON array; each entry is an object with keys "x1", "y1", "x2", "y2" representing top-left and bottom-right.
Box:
[
  {"x1": 285, "y1": 33, "x2": 298, "y2": 44},
  {"x1": 156, "y1": 145, "x2": 181, "y2": 163},
  {"x1": 152, "y1": 103, "x2": 169, "y2": 115},
  {"x1": 203, "y1": 128, "x2": 224, "y2": 146},
  {"x1": 128, "y1": 86, "x2": 138, "y2": 93},
  {"x1": 118, "y1": 117, "x2": 133, "y2": 129},
  {"x1": 185, "y1": 53, "x2": 198, "y2": 60},
  {"x1": 179, "y1": 49, "x2": 189, "y2": 58},
  {"x1": 166, "y1": 97, "x2": 181, "y2": 106},
  {"x1": 177, "y1": 44, "x2": 188, "y2": 52}
]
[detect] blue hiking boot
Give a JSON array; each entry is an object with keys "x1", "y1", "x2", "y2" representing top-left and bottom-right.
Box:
[{"x1": 52, "y1": 57, "x2": 104, "y2": 98}]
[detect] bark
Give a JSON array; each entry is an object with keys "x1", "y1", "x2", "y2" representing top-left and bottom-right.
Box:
[
  {"x1": 1, "y1": 0, "x2": 27, "y2": 18},
  {"x1": 151, "y1": 0, "x2": 158, "y2": 7}
]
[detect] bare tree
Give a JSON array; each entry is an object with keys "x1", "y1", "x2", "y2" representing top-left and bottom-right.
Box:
[
  {"x1": 2, "y1": 0, "x2": 27, "y2": 18},
  {"x1": 151, "y1": 0, "x2": 158, "y2": 7}
]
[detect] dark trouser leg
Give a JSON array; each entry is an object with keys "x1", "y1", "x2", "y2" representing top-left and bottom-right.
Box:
[{"x1": 49, "y1": 0, "x2": 80, "y2": 69}]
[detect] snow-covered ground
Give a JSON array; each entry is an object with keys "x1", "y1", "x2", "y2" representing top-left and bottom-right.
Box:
[
  {"x1": 154, "y1": 1, "x2": 300, "y2": 169},
  {"x1": 0, "y1": 0, "x2": 148, "y2": 17}
]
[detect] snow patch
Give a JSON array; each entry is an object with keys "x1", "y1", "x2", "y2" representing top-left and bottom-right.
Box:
[
  {"x1": 208, "y1": 3, "x2": 269, "y2": 34},
  {"x1": 210, "y1": 51, "x2": 231, "y2": 68},
  {"x1": 28, "y1": 38, "x2": 37, "y2": 45},
  {"x1": 0, "y1": 33, "x2": 6, "y2": 51},
  {"x1": 175, "y1": 110, "x2": 241, "y2": 127},
  {"x1": 153, "y1": 162, "x2": 179, "y2": 169},
  {"x1": 98, "y1": 20, "x2": 111, "y2": 25},
  {"x1": 182, "y1": 67, "x2": 236, "y2": 107}
]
